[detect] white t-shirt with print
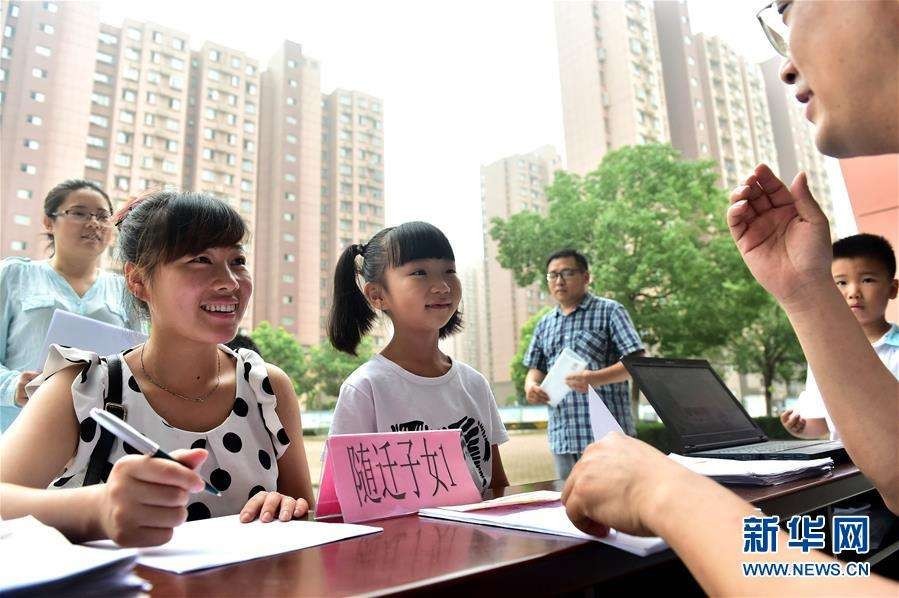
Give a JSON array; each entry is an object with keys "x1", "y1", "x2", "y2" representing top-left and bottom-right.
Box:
[
  {"x1": 329, "y1": 354, "x2": 509, "y2": 492},
  {"x1": 798, "y1": 323, "x2": 899, "y2": 440}
]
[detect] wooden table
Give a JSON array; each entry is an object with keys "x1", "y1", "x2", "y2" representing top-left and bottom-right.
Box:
[{"x1": 138, "y1": 464, "x2": 872, "y2": 596}]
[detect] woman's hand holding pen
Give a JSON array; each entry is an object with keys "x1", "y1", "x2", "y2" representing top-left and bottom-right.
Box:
[{"x1": 96, "y1": 448, "x2": 208, "y2": 547}]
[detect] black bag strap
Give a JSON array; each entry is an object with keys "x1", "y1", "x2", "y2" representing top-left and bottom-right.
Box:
[{"x1": 83, "y1": 355, "x2": 126, "y2": 486}]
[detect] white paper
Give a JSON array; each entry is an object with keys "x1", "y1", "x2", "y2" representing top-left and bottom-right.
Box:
[
  {"x1": 34, "y1": 310, "x2": 147, "y2": 369},
  {"x1": 89, "y1": 515, "x2": 382, "y2": 573},
  {"x1": 668, "y1": 454, "x2": 834, "y2": 485},
  {"x1": 588, "y1": 386, "x2": 624, "y2": 441},
  {"x1": 0, "y1": 516, "x2": 138, "y2": 593},
  {"x1": 542, "y1": 347, "x2": 588, "y2": 406},
  {"x1": 419, "y1": 493, "x2": 667, "y2": 557}
]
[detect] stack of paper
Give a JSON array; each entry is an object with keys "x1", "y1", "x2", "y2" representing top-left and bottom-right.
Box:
[
  {"x1": 542, "y1": 348, "x2": 588, "y2": 406},
  {"x1": 89, "y1": 515, "x2": 382, "y2": 573},
  {"x1": 0, "y1": 516, "x2": 146, "y2": 596},
  {"x1": 419, "y1": 491, "x2": 668, "y2": 557},
  {"x1": 668, "y1": 454, "x2": 834, "y2": 486}
]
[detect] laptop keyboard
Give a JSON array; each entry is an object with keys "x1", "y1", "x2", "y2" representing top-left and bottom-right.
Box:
[{"x1": 710, "y1": 440, "x2": 834, "y2": 454}]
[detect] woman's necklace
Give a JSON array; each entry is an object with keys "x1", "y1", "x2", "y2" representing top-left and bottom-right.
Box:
[{"x1": 139, "y1": 345, "x2": 221, "y2": 403}]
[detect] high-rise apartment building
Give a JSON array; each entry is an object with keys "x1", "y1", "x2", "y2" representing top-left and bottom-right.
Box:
[
  {"x1": 693, "y1": 34, "x2": 779, "y2": 189},
  {"x1": 1, "y1": 1, "x2": 100, "y2": 258},
  {"x1": 480, "y1": 146, "x2": 560, "y2": 401},
  {"x1": 253, "y1": 41, "x2": 323, "y2": 345},
  {"x1": 655, "y1": 1, "x2": 778, "y2": 189},
  {"x1": 450, "y1": 263, "x2": 490, "y2": 376},
  {"x1": 88, "y1": 20, "x2": 192, "y2": 208},
  {"x1": 761, "y1": 57, "x2": 834, "y2": 226},
  {"x1": 555, "y1": 0, "x2": 670, "y2": 175},
  {"x1": 320, "y1": 89, "x2": 385, "y2": 341}
]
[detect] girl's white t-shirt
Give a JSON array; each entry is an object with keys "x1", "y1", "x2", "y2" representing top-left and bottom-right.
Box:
[{"x1": 329, "y1": 354, "x2": 509, "y2": 492}]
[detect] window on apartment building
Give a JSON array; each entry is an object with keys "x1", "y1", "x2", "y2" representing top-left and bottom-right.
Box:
[
  {"x1": 224, "y1": 173, "x2": 234, "y2": 185},
  {"x1": 114, "y1": 154, "x2": 132, "y2": 167},
  {"x1": 229, "y1": 74, "x2": 239, "y2": 88},
  {"x1": 8, "y1": 3, "x2": 19, "y2": 17},
  {"x1": 283, "y1": 254, "x2": 295, "y2": 263},
  {"x1": 169, "y1": 75, "x2": 183, "y2": 89},
  {"x1": 287, "y1": 79, "x2": 299, "y2": 89},
  {"x1": 20, "y1": 164, "x2": 36, "y2": 175},
  {"x1": 204, "y1": 107, "x2": 216, "y2": 120},
  {"x1": 240, "y1": 179, "x2": 252, "y2": 192},
  {"x1": 123, "y1": 67, "x2": 139, "y2": 81},
  {"x1": 284, "y1": 173, "x2": 296, "y2": 182},
  {"x1": 246, "y1": 83, "x2": 257, "y2": 95},
  {"x1": 245, "y1": 102, "x2": 256, "y2": 115},
  {"x1": 172, "y1": 37, "x2": 184, "y2": 51},
  {"x1": 142, "y1": 134, "x2": 153, "y2": 147},
  {"x1": 1, "y1": 46, "x2": 11, "y2": 60},
  {"x1": 114, "y1": 176, "x2": 128, "y2": 191},
  {"x1": 120, "y1": 89, "x2": 135, "y2": 102},
  {"x1": 170, "y1": 57, "x2": 184, "y2": 70},
  {"x1": 245, "y1": 64, "x2": 256, "y2": 77},
  {"x1": 283, "y1": 213, "x2": 295, "y2": 222},
  {"x1": 141, "y1": 156, "x2": 154, "y2": 169},
  {"x1": 226, "y1": 113, "x2": 237, "y2": 125},
  {"x1": 32, "y1": 67, "x2": 47, "y2": 78},
  {"x1": 283, "y1": 233, "x2": 296, "y2": 243},
  {"x1": 84, "y1": 157, "x2": 103, "y2": 170},
  {"x1": 147, "y1": 70, "x2": 160, "y2": 83},
  {"x1": 203, "y1": 127, "x2": 214, "y2": 140},
  {"x1": 10, "y1": 241, "x2": 27, "y2": 251},
  {"x1": 226, "y1": 133, "x2": 237, "y2": 145},
  {"x1": 208, "y1": 49, "x2": 220, "y2": 62},
  {"x1": 202, "y1": 169, "x2": 216, "y2": 182},
  {"x1": 286, "y1": 59, "x2": 297, "y2": 68},
  {"x1": 286, "y1": 97, "x2": 296, "y2": 106},
  {"x1": 119, "y1": 110, "x2": 135, "y2": 124},
  {"x1": 169, "y1": 97, "x2": 181, "y2": 110},
  {"x1": 87, "y1": 135, "x2": 105, "y2": 148},
  {"x1": 23, "y1": 139, "x2": 39, "y2": 150},
  {"x1": 124, "y1": 47, "x2": 139, "y2": 61},
  {"x1": 152, "y1": 31, "x2": 162, "y2": 44},
  {"x1": 284, "y1": 154, "x2": 297, "y2": 164},
  {"x1": 43, "y1": 2, "x2": 59, "y2": 13},
  {"x1": 338, "y1": 165, "x2": 352, "y2": 176},
  {"x1": 165, "y1": 118, "x2": 178, "y2": 131},
  {"x1": 13, "y1": 214, "x2": 31, "y2": 226},
  {"x1": 202, "y1": 148, "x2": 214, "y2": 160},
  {"x1": 284, "y1": 192, "x2": 296, "y2": 202},
  {"x1": 146, "y1": 91, "x2": 158, "y2": 104},
  {"x1": 126, "y1": 27, "x2": 141, "y2": 41},
  {"x1": 35, "y1": 45, "x2": 51, "y2": 57},
  {"x1": 286, "y1": 116, "x2": 298, "y2": 126},
  {"x1": 240, "y1": 159, "x2": 252, "y2": 172},
  {"x1": 88, "y1": 114, "x2": 107, "y2": 128},
  {"x1": 243, "y1": 121, "x2": 255, "y2": 133},
  {"x1": 243, "y1": 140, "x2": 255, "y2": 153},
  {"x1": 16, "y1": 189, "x2": 33, "y2": 200},
  {"x1": 98, "y1": 31, "x2": 117, "y2": 45},
  {"x1": 162, "y1": 160, "x2": 176, "y2": 173}
]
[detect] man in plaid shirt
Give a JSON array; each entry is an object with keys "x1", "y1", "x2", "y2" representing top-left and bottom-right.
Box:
[{"x1": 523, "y1": 249, "x2": 644, "y2": 480}]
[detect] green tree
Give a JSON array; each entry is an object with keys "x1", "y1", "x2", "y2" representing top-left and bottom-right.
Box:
[
  {"x1": 730, "y1": 287, "x2": 806, "y2": 415},
  {"x1": 304, "y1": 338, "x2": 375, "y2": 410},
  {"x1": 249, "y1": 321, "x2": 309, "y2": 396},
  {"x1": 491, "y1": 144, "x2": 805, "y2": 415},
  {"x1": 510, "y1": 306, "x2": 552, "y2": 404}
]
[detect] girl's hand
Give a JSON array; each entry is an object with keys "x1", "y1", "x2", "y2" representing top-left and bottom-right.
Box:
[
  {"x1": 240, "y1": 490, "x2": 310, "y2": 523},
  {"x1": 98, "y1": 448, "x2": 208, "y2": 547}
]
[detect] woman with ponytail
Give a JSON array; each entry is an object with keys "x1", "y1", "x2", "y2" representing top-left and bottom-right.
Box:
[{"x1": 327, "y1": 221, "x2": 509, "y2": 493}]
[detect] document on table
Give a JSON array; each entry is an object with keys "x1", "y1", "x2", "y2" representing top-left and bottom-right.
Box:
[
  {"x1": 419, "y1": 492, "x2": 668, "y2": 557},
  {"x1": 668, "y1": 454, "x2": 834, "y2": 486},
  {"x1": 0, "y1": 516, "x2": 144, "y2": 595},
  {"x1": 542, "y1": 348, "x2": 588, "y2": 406},
  {"x1": 34, "y1": 309, "x2": 147, "y2": 369},
  {"x1": 89, "y1": 515, "x2": 382, "y2": 573}
]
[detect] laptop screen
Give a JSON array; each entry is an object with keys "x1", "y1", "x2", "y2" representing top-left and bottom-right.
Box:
[{"x1": 626, "y1": 360, "x2": 761, "y2": 443}]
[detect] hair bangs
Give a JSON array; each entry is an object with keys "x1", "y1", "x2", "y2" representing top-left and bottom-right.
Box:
[
  {"x1": 159, "y1": 193, "x2": 247, "y2": 262},
  {"x1": 385, "y1": 221, "x2": 455, "y2": 268}
]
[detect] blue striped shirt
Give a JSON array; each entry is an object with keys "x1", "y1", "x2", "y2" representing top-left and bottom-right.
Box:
[{"x1": 523, "y1": 293, "x2": 643, "y2": 453}]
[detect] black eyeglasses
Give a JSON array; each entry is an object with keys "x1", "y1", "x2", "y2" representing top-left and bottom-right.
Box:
[
  {"x1": 546, "y1": 268, "x2": 583, "y2": 282},
  {"x1": 52, "y1": 208, "x2": 113, "y2": 226},
  {"x1": 756, "y1": 1, "x2": 790, "y2": 58}
]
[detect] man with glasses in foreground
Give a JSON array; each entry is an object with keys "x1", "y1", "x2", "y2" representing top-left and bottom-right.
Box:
[
  {"x1": 563, "y1": 1, "x2": 898, "y2": 593},
  {"x1": 522, "y1": 249, "x2": 644, "y2": 480}
]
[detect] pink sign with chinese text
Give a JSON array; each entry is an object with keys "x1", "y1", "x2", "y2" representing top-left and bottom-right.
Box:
[{"x1": 316, "y1": 430, "x2": 481, "y2": 523}]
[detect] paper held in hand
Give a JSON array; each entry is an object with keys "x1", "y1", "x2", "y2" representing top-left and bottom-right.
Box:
[
  {"x1": 316, "y1": 429, "x2": 482, "y2": 523},
  {"x1": 541, "y1": 347, "x2": 588, "y2": 406},
  {"x1": 34, "y1": 309, "x2": 147, "y2": 369}
]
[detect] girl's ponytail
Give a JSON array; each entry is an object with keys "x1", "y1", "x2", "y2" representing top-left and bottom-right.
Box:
[{"x1": 328, "y1": 243, "x2": 376, "y2": 355}]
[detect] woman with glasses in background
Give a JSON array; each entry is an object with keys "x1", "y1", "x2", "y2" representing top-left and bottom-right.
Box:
[{"x1": 0, "y1": 179, "x2": 142, "y2": 432}]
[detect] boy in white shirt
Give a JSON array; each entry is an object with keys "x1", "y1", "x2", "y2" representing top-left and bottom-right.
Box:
[{"x1": 782, "y1": 234, "x2": 899, "y2": 440}]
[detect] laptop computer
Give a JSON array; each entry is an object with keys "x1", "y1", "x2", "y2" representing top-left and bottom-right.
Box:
[{"x1": 622, "y1": 356, "x2": 847, "y2": 461}]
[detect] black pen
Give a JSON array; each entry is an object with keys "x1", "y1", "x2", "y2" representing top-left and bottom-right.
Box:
[{"x1": 89, "y1": 407, "x2": 222, "y2": 496}]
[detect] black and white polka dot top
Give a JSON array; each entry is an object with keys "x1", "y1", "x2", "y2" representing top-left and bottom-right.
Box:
[{"x1": 42, "y1": 344, "x2": 291, "y2": 521}]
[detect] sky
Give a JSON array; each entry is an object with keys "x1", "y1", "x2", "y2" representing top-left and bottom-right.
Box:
[{"x1": 97, "y1": 1, "x2": 852, "y2": 266}]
